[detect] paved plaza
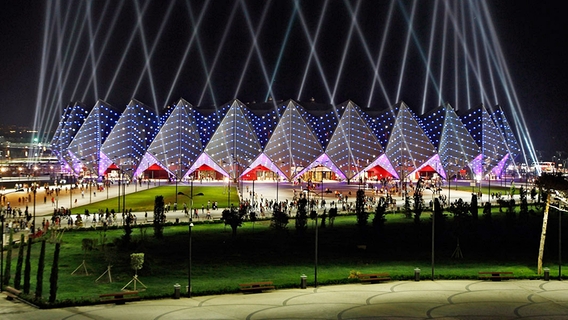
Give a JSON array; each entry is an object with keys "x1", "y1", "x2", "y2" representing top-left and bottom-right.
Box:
[{"x1": 2, "y1": 280, "x2": 568, "y2": 319}]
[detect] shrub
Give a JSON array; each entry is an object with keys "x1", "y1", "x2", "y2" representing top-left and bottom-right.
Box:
[
  {"x1": 153, "y1": 195, "x2": 165, "y2": 238},
  {"x1": 2, "y1": 230, "x2": 14, "y2": 285},
  {"x1": 36, "y1": 240, "x2": 47, "y2": 300},
  {"x1": 14, "y1": 234, "x2": 25, "y2": 290},
  {"x1": 23, "y1": 238, "x2": 32, "y2": 294},
  {"x1": 49, "y1": 242, "x2": 61, "y2": 303}
]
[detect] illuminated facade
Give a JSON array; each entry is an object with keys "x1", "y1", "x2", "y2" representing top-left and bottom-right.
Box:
[
  {"x1": 460, "y1": 105, "x2": 512, "y2": 178},
  {"x1": 51, "y1": 98, "x2": 521, "y2": 182},
  {"x1": 66, "y1": 100, "x2": 121, "y2": 176},
  {"x1": 99, "y1": 99, "x2": 160, "y2": 178},
  {"x1": 50, "y1": 102, "x2": 89, "y2": 169}
]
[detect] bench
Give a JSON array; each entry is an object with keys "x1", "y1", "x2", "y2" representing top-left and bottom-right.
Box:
[
  {"x1": 3, "y1": 286, "x2": 22, "y2": 300},
  {"x1": 99, "y1": 291, "x2": 140, "y2": 304},
  {"x1": 359, "y1": 273, "x2": 391, "y2": 284},
  {"x1": 239, "y1": 281, "x2": 275, "y2": 293},
  {"x1": 478, "y1": 271, "x2": 515, "y2": 281}
]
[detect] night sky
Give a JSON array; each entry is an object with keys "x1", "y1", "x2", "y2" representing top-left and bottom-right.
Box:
[{"x1": 0, "y1": 1, "x2": 566, "y2": 159}]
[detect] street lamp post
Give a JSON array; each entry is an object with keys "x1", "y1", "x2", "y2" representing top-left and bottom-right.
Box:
[
  {"x1": 179, "y1": 190, "x2": 201, "y2": 296},
  {"x1": 551, "y1": 192, "x2": 568, "y2": 280},
  {"x1": 190, "y1": 178, "x2": 194, "y2": 217},
  {"x1": 432, "y1": 195, "x2": 435, "y2": 281},
  {"x1": 174, "y1": 160, "x2": 181, "y2": 204},
  {"x1": 227, "y1": 176, "x2": 231, "y2": 209},
  {"x1": 55, "y1": 187, "x2": 60, "y2": 209},
  {"x1": 122, "y1": 171, "x2": 127, "y2": 214},
  {"x1": 448, "y1": 173, "x2": 451, "y2": 204},
  {"x1": 0, "y1": 210, "x2": 4, "y2": 292},
  {"x1": 117, "y1": 172, "x2": 121, "y2": 213},
  {"x1": 488, "y1": 170, "x2": 492, "y2": 204},
  {"x1": 31, "y1": 185, "x2": 37, "y2": 234},
  {"x1": 188, "y1": 221, "x2": 193, "y2": 296},
  {"x1": 314, "y1": 186, "x2": 318, "y2": 288}
]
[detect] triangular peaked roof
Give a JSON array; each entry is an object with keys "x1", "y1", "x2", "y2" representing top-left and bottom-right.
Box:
[
  {"x1": 100, "y1": 99, "x2": 160, "y2": 174},
  {"x1": 361, "y1": 154, "x2": 398, "y2": 179},
  {"x1": 263, "y1": 100, "x2": 324, "y2": 181},
  {"x1": 460, "y1": 104, "x2": 509, "y2": 176},
  {"x1": 240, "y1": 153, "x2": 287, "y2": 179},
  {"x1": 187, "y1": 153, "x2": 227, "y2": 178},
  {"x1": 204, "y1": 99, "x2": 262, "y2": 178},
  {"x1": 492, "y1": 106, "x2": 521, "y2": 164},
  {"x1": 295, "y1": 153, "x2": 346, "y2": 180},
  {"x1": 53, "y1": 102, "x2": 89, "y2": 169},
  {"x1": 326, "y1": 101, "x2": 387, "y2": 180},
  {"x1": 385, "y1": 102, "x2": 440, "y2": 176},
  {"x1": 140, "y1": 98, "x2": 202, "y2": 178},
  {"x1": 67, "y1": 99, "x2": 120, "y2": 176},
  {"x1": 50, "y1": 104, "x2": 73, "y2": 160},
  {"x1": 438, "y1": 103, "x2": 480, "y2": 178}
]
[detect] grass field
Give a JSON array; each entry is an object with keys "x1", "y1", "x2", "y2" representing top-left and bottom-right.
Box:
[
  {"x1": 69, "y1": 185, "x2": 239, "y2": 214},
  {"x1": 2, "y1": 184, "x2": 562, "y2": 308}
]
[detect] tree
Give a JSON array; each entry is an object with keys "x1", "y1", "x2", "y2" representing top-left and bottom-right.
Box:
[
  {"x1": 535, "y1": 173, "x2": 568, "y2": 274},
  {"x1": 448, "y1": 198, "x2": 470, "y2": 258},
  {"x1": 23, "y1": 238, "x2": 32, "y2": 294},
  {"x1": 413, "y1": 192, "x2": 424, "y2": 224},
  {"x1": 250, "y1": 211, "x2": 257, "y2": 231},
  {"x1": 470, "y1": 194, "x2": 478, "y2": 220},
  {"x1": 2, "y1": 229, "x2": 14, "y2": 285},
  {"x1": 35, "y1": 240, "x2": 47, "y2": 300},
  {"x1": 432, "y1": 197, "x2": 446, "y2": 238},
  {"x1": 448, "y1": 198, "x2": 470, "y2": 219},
  {"x1": 328, "y1": 207, "x2": 338, "y2": 227},
  {"x1": 509, "y1": 182, "x2": 516, "y2": 198},
  {"x1": 221, "y1": 205, "x2": 247, "y2": 238},
  {"x1": 372, "y1": 197, "x2": 387, "y2": 234},
  {"x1": 295, "y1": 197, "x2": 308, "y2": 234},
  {"x1": 530, "y1": 187, "x2": 538, "y2": 202},
  {"x1": 355, "y1": 189, "x2": 369, "y2": 228},
  {"x1": 482, "y1": 201, "x2": 492, "y2": 222},
  {"x1": 153, "y1": 195, "x2": 165, "y2": 238},
  {"x1": 403, "y1": 195, "x2": 412, "y2": 218},
  {"x1": 14, "y1": 234, "x2": 25, "y2": 290},
  {"x1": 122, "y1": 213, "x2": 133, "y2": 247},
  {"x1": 270, "y1": 207, "x2": 289, "y2": 230},
  {"x1": 320, "y1": 209, "x2": 327, "y2": 228},
  {"x1": 49, "y1": 242, "x2": 61, "y2": 303},
  {"x1": 519, "y1": 187, "x2": 529, "y2": 218}
]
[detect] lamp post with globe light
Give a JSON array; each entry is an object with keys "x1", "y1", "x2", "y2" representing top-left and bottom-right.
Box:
[{"x1": 178, "y1": 190, "x2": 204, "y2": 297}]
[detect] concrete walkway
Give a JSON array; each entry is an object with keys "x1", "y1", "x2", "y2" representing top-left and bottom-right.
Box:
[{"x1": 2, "y1": 280, "x2": 568, "y2": 319}]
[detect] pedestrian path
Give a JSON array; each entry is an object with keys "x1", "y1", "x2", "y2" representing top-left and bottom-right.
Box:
[{"x1": 2, "y1": 280, "x2": 568, "y2": 319}]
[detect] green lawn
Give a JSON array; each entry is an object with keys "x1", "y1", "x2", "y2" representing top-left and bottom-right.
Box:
[
  {"x1": 2, "y1": 185, "x2": 562, "y2": 308},
  {"x1": 70, "y1": 185, "x2": 239, "y2": 214}
]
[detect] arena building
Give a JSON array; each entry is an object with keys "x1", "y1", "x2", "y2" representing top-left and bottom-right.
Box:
[{"x1": 50, "y1": 98, "x2": 521, "y2": 184}]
